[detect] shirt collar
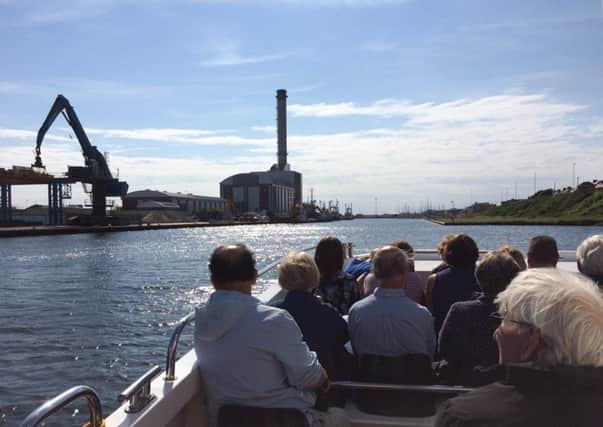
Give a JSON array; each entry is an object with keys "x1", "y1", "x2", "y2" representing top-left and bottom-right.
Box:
[{"x1": 373, "y1": 287, "x2": 406, "y2": 298}]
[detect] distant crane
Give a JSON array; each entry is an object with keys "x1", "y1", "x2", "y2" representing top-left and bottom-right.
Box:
[{"x1": 33, "y1": 94, "x2": 128, "y2": 224}]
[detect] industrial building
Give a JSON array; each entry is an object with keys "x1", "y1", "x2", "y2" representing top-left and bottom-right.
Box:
[
  {"x1": 123, "y1": 190, "x2": 227, "y2": 219},
  {"x1": 220, "y1": 89, "x2": 302, "y2": 218}
]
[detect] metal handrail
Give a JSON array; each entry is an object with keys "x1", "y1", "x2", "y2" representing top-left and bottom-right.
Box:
[
  {"x1": 165, "y1": 312, "x2": 195, "y2": 381},
  {"x1": 331, "y1": 381, "x2": 474, "y2": 394},
  {"x1": 164, "y1": 245, "x2": 318, "y2": 381},
  {"x1": 118, "y1": 365, "x2": 161, "y2": 413},
  {"x1": 19, "y1": 385, "x2": 102, "y2": 427}
]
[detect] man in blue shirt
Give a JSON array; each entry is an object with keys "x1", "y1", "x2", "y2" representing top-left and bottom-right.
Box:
[
  {"x1": 194, "y1": 244, "x2": 348, "y2": 427},
  {"x1": 348, "y1": 245, "x2": 436, "y2": 359}
]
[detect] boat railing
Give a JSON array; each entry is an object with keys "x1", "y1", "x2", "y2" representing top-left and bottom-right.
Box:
[
  {"x1": 331, "y1": 381, "x2": 474, "y2": 394},
  {"x1": 19, "y1": 385, "x2": 102, "y2": 427},
  {"x1": 165, "y1": 244, "x2": 319, "y2": 381},
  {"x1": 118, "y1": 365, "x2": 162, "y2": 413}
]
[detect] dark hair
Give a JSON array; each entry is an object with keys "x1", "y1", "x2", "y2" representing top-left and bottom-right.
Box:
[
  {"x1": 444, "y1": 233, "x2": 479, "y2": 269},
  {"x1": 209, "y1": 244, "x2": 257, "y2": 286},
  {"x1": 476, "y1": 251, "x2": 521, "y2": 297},
  {"x1": 314, "y1": 236, "x2": 344, "y2": 279},
  {"x1": 390, "y1": 240, "x2": 415, "y2": 258},
  {"x1": 528, "y1": 235, "x2": 559, "y2": 267}
]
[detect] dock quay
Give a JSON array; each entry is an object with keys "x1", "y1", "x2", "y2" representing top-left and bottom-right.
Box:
[{"x1": 0, "y1": 217, "x2": 346, "y2": 238}]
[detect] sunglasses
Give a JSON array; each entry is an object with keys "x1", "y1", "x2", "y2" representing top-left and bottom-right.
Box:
[{"x1": 489, "y1": 312, "x2": 534, "y2": 330}]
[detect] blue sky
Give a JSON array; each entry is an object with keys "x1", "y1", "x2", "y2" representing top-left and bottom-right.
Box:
[{"x1": 1, "y1": 0, "x2": 602, "y2": 213}]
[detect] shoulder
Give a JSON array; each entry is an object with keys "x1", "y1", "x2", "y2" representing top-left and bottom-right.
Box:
[
  {"x1": 349, "y1": 295, "x2": 376, "y2": 315},
  {"x1": 436, "y1": 382, "x2": 519, "y2": 427},
  {"x1": 448, "y1": 299, "x2": 481, "y2": 315},
  {"x1": 256, "y1": 303, "x2": 299, "y2": 327}
]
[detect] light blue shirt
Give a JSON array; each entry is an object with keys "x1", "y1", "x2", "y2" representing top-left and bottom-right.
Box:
[
  {"x1": 194, "y1": 290, "x2": 322, "y2": 427},
  {"x1": 348, "y1": 287, "x2": 436, "y2": 358}
]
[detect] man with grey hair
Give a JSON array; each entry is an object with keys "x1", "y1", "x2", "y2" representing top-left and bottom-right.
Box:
[
  {"x1": 435, "y1": 269, "x2": 603, "y2": 427},
  {"x1": 348, "y1": 245, "x2": 435, "y2": 358},
  {"x1": 195, "y1": 245, "x2": 348, "y2": 427},
  {"x1": 576, "y1": 234, "x2": 603, "y2": 287}
]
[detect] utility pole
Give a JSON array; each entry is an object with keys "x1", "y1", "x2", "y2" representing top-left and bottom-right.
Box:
[
  {"x1": 514, "y1": 181, "x2": 518, "y2": 199},
  {"x1": 533, "y1": 173, "x2": 536, "y2": 195}
]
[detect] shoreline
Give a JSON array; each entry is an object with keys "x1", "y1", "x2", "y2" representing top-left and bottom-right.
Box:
[
  {"x1": 0, "y1": 218, "x2": 344, "y2": 238},
  {"x1": 426, "y1": 217, "x2": 603, "y2": 226}
]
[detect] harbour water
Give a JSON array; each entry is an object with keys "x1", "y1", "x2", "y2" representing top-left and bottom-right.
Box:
[{"x1": 2, "y1": 219, "x2": 603, "y2": 425}]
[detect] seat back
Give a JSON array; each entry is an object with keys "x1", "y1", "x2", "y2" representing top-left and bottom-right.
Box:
[
  {"x1": 217, "y1": 405, "x2": 308, "y2": 427},
  {"x1": 355, "y1": 353, "x2": 436, "y2": 417}
]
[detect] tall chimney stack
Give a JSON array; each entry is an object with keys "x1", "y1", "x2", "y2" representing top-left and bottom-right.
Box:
[{"x1": 276, "y1": 89, "x2": 288, "y2": 170}]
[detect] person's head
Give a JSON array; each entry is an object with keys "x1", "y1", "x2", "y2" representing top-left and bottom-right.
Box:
[
  {"x1": 390, "y1": 240, "x2": 415, "y2": 258},
  {"x1": 437, "y1": 234, "x2": 454, "y2": 262},
  {"x1": 494, "y1": 269, "x2": 603, "y2": 367},
  {"x1": 444, "y1": 233, "x2": 479, "y2": 269},
  {"x1": 390, "y1": 240, "x2": 415, "y2": 271},
  {"x1": 475, "y1": 251, "x2": 521, "y2": 298},
  {"x1": 209, "y1": 244, "x2": 257, "y2": 294},
  {"x1": 372, "y1": 245, "x2": 408, "y2": 288},
  {"x1": 314, "y1": 236, "x2": 344, "y2": 279},
  {"x1": 499, "y1": 245, "x2": 527, "y2": 271},
  {"x1": 278, "y1": 251, "x2": 320, "y2": 292},
  {"x1": 527, "y1": 235, "x2": 559, "y2": 268},
  {"x1": 576, "y1": 235, "x2": 603, "y2": 285}
]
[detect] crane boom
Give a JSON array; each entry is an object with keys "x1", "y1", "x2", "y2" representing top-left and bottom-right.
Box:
[
  {"x1": 32, "y1": 94, "x2": 128, "y2": 224},
  {"x1": 33, "y1": 94, "x2": 112, "y2": 180}
]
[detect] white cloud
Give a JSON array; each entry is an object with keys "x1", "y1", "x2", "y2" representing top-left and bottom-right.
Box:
[
  {"x1": 289, "y1": 94, "x2": 585, "y2": 124},
  {"x1": 0, "y1": 82, "x2": 20, "y2": 93},
  {"x1": 200, "y1": 38, "x2": 292, "y2": 67},
  {"x1": 360, "y1": 40, "x2": 398, "y2": 53},
  {"x1": 86, "y1": 127, "x2": 274, "y2": 147},
  {"x1": 0, "y1": 79, "x2": 165, "y2": 97},
  {"x1": 251, "y1": 125, "x2": 277, "y2": 133},
  {"x1": 3, "y1": 0, "x2": 124, "y2": 24},
  {"x1": 0, "y1": 128, "x2": 71, "y2": 142}
]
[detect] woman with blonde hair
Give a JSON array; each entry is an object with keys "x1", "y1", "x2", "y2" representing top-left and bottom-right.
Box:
[{"x1": 277, "y1": 251, "x2": 350, "y2": 379}]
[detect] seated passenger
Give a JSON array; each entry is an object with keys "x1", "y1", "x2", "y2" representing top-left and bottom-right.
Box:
[
  {"x1": 426, "y1": 233, "x2": 480, "y2": 335},
  {"x1": 276, "y1": 251, "x2": 351, "y2": 379},
  {"x1": 348, "y1": 245, "x2": 435, "y2": 359},
  {"x1": 194, "y1": 244, "x2": 348, "y2": 427},
  {"x1": 431, "y1": 234, "x2": 454, "y2": 274},
  {"x1": 527, "y1": 235, "x2": 559, "y2": 268},
  {"x1": 438, "y1": 251, "x2": 521, "y2": 384},
  {"x1": 576, "y1": 235, "x2": 603, "y2": 287},
  {"x1": 362, "y1": 242, "x2": 424, "y2": 304},
  {"x1": 435, "y1": 269, "x2": 603, "y2": 427},
  {"x1": 390, "y1": 240, "x2": 425, "y2": 304},
  {"x1": 498, "y1": 244, "x2": 527, "y2": 270},
  {"x1": 314, "y1": 236, "x2": 362, "y2": 315}
]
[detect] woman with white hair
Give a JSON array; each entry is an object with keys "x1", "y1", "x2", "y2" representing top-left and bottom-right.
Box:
[
  {"x1": 577, "y1": 234, "x2": 603, "y2": 287},
  {"x1": 435, "y1": 269, "x2": 603, "y2": 427},
  {"x1": 276, "y1": 251, "x2": 351, "y2": 379}
]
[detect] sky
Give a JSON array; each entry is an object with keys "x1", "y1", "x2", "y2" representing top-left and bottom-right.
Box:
[{"x1": 1, "y1": 0, "x2": 602, "y2": 214}]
